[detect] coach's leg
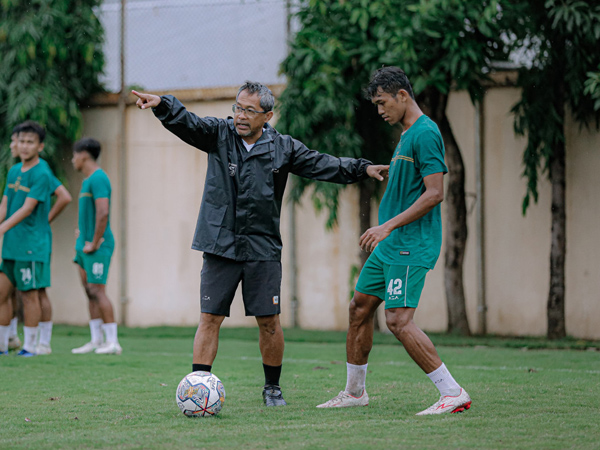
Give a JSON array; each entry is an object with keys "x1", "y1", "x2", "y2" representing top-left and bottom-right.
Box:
[
  {"x1": 256, "y1": 314, "x2": 286, "y2": 406},
  {"x1": 256, "y1": 314, "x2": 284, "y2": 366},
  {"x1": 193, "y1": 312, "x2": 226, "y2": 368}
]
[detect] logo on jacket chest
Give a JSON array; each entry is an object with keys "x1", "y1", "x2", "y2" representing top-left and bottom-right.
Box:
[{"x1": 228, "y1": 163, "x2": 237, "y2": 177}]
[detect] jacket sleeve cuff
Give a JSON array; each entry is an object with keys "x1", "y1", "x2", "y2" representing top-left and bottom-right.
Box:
[
  {"x1": 152, "y1": 95, "x2": 172, "y2": 119},
  {"x1": 358, "y1": 159, "x2": 373, "y2": 180}
]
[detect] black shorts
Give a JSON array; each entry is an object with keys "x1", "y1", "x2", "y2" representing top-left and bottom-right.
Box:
[{"x1": 200, "y1": 253, "x2": 282, "y2": 317}]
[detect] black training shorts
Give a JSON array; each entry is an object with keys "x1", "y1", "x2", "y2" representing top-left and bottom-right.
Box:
[{"x1": 200, "y1": 253, "x2": 282, "y2": 317}]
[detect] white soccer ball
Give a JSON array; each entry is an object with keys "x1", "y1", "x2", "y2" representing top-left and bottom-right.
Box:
[{"x1": 176, "y1": 371, "x2": 226, "y2": 417}]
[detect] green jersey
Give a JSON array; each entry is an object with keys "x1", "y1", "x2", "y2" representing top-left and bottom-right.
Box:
[
  {"x1": 76, "y1": 168, "x2": 114, "y2": 256},
  {"x1": 2, "y1": 161, "x2": 52, "y2": 262},
  {"x1": 374, "y1": 115, "x2": 448, "y2": 269}
]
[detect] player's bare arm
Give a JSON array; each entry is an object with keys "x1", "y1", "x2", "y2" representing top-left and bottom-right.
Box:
[
  {"x1": 0, "y1": 197, "x2": 39, "y2": 237},
  {"x1": 48, "y1": 185, "x2": 72, "y2": 223},
  {"x1": 359, "y1": 172, "x2": 444, "y2": 252},
  {"x1": 83, "y1": 197, "x2": 109, "y2": 254},
  {"x1": 366, "y1": 164, "x2": 390, "y2": 181},
  {"x1": 132, "y1": 90, "x2": 162, "y2": 109},
  {"x1": 0, "y1": 195, "x2": 7, "y2": 224}
]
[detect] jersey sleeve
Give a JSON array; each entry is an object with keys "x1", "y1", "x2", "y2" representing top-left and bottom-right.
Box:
[
  {"x1": 27, "y1": 170, "x2": 51, "y2": 202},
  {"x1": 90, "y1": 173, "x2": 111, "y2": 199},
  {"x1": 415, "y1": 129, "x2": 448, "y2": 178},
  {"x1": 49, "y1": 173, "x2": 62, "y2": 193}
]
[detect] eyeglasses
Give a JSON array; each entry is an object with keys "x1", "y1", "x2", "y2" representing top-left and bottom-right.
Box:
[{"x1": 231, "y1": 104, "x2": 267, "y2": 118}]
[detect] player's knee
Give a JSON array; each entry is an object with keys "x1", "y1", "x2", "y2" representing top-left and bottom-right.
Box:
[
  {"x1": 385, "y1": 315, "x2": 411, "y2": 335},
  {"x1": 349, "y1": 295, "x2": 371, "y2": 323},
  {"x1": 85, "y1": 284, "x2": 101, "y2": 301}
]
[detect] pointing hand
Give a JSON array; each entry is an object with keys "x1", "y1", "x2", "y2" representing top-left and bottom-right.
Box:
[{"x1": 132, "y1": 90, "x2": 161, "y2": 110}]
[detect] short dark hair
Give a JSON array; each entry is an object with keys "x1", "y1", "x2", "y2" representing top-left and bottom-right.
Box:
[
  {"x1": 74, "y1": 137, "x2": 101, "y2": 160},
  {"x1": 14, "y1": 121, "x2": 46, "y2": 143},
  {"x1": 366, "y1": 67, "x2": 415, "y2": 100},
  {"x1": 237, "y1": 81, "x2": 275, "y2": 112}
]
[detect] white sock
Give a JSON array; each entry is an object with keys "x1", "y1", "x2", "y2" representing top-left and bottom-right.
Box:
[
  {"x1": 427, "y1": 363, "x2": 461, "y2": 397},
  {"x1": 0, "y1": 325, "x2": 10, "y2": 352},
  {"x1": 9, "y1": 317, "x2": 18, "y2": 338},
  {"x1": 90, "y1": 319, "x2": 104, "y2": 344},
  {"x1": 23, "y1": 326, "x2": 38, "y2": 353},
  {"x1": 102, "y1": 322, "x2": 118, "y2": 344},
  {"x1": 38, "y1": 321, "x2": 53, "y2": 346},
  {"x1": 345, "y1": 363, "x2": 368, "y2": 397}
]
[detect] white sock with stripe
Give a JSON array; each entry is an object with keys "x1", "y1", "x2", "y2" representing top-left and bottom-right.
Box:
[
  {"x1": 427, "y1": 363, "x2": 461, "y2": 397},
  {"x1": 345, "y1": 362, "x2": 368, "y2": 397}
]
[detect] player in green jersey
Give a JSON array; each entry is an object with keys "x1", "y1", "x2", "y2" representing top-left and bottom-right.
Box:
[
  {"x1": 0, "y1": 122, "x2": 53, "y2": 356},
  {"x1": 5, "y1": 125, "x2": 72, "y2": 353},
  {"x1": 318, "y1": 67, "x2": 471, "y2": 415},
  {"x1": 5, "y1": 124, "x2": 72, "y2": 355},
  {"x1": 70, "y1": 138, "x2": 121, "y2": 355}
]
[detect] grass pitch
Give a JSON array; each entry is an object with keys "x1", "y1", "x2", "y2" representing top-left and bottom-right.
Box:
[{"x1": 1, "y1": 326, "x2": 599, "y2": 449}]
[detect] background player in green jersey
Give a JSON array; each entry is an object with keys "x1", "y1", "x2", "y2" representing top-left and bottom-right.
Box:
[
  {"x1": 318, "y1": 67, "x2": 471, "y2": 415},
  {"x1": 70, "y1": 138, "x2": 121, "y2": 355},
  {"x1": 5, "y1": 123, "x2": 72, "y2": 355},
  {"x1": 0, "y1": 122, "x2": 53, "y2": 356}
]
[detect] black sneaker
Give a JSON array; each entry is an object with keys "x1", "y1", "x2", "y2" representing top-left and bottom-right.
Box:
[{"x1": 262, "y1": 384, "x2": 287, "y2": 407}]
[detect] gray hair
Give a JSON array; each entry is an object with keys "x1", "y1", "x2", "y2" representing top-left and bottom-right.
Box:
[{"x1": 237, "y1": 81, "x2": 275, "y2": 112}]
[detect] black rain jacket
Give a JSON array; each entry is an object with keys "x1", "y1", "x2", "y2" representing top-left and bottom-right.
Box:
[{"x1": 153, "y1": 95, "x2": 372, "y2": 261}]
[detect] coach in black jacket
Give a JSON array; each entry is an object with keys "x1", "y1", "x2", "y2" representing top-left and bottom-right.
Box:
[{"x1": 133, "y1": 82, "x2": 388, "y2": 407}]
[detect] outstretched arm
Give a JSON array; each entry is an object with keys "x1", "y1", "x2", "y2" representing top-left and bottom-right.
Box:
[
  {"x1": 359, "y1": 172, "x2": 444, "y2": 252},
  {"x1": 290, "y1": 139, "x2": 388, "y2": 184},
  {"x1": 132, "y1": 90, "x2": 220, "y2": 151},
  {"x1": 48, "y1": 185, "x2": 72, "y2": 223}
]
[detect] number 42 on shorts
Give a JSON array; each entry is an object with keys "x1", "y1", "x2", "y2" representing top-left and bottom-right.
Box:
[{"x1": 387, "y1": 278, "x2": 403, "y2": 296}]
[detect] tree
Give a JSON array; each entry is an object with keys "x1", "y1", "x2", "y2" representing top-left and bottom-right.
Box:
[
  {"x1": 510, "y1": 0, "x2": 600, "y2": 339},
  {"x1": 279, "y1": 0, "x2": 508, "y2": 334},
  {"x1": 0, "y1": 0, "x2": 105, "y2": 182}
]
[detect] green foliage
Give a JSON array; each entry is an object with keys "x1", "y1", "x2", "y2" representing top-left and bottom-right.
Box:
[
  {"x1": 510, "y1": 0, "x2": 600, "y2": 213},
  {"x1": 0, "y1": 0, "x2": 105, "y2": 183},
  {"x1": 278, "y1": 0, "x2": 508, "y2": 225}
]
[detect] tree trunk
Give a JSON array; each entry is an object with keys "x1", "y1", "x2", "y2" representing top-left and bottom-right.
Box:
[
  {"x1": 547, "y1": 130, "x2": 567, "y2": 339},
  {"x1": 420, "y1": 88, "x2": 471, "y2": 336}
]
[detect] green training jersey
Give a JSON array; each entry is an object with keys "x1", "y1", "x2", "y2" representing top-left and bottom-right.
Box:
[
  {"x1": 2, "y1": 161, "x2": 52, "y2": 262},
  {"x1": 76, "y1": 168, "x2": 114, "y2": 256},
  {"x1": 373, "y1": 115, "x2": 448, "y2": 269}
]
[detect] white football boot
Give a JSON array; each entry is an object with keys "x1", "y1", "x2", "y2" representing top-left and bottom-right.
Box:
[
  {"x1": 95, "y1": 342, "x2": 122, "y2": 355},
  {"x1": 72, "y1": 341, "x2": 101, "y2": 354},
  {"x1": 35, "y1": 344, "x2": 52, "y2": 355},
  {"x1": 316, "y1": 390, "x2": 369, "y2": 408},
  {"x1": 416, "y1": 388, "x2": 472, "y2": 415}
]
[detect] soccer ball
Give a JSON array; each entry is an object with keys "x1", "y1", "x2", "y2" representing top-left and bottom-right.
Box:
[{"x1": 176, "y1": 371, "x2": 226, "y2": 417}]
